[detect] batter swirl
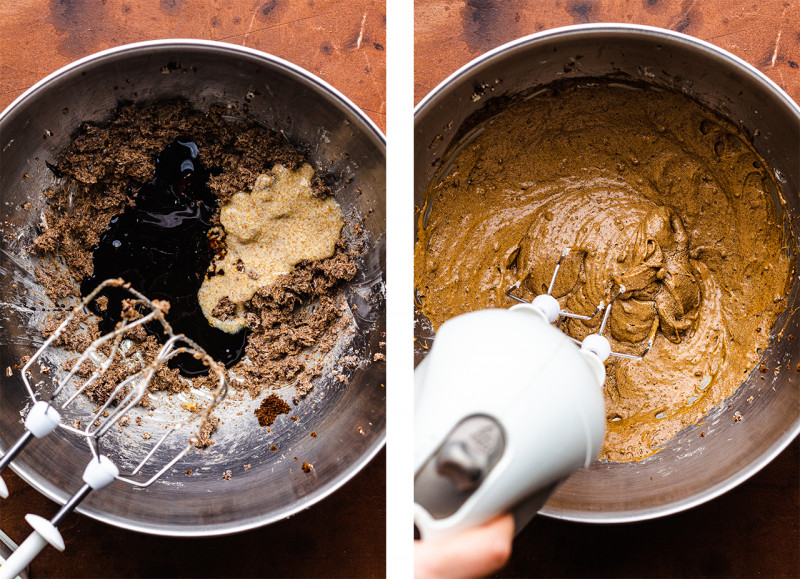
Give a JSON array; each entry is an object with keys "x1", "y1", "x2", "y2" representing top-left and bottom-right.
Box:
[{"x1": 415, "y1": 81, "x2": 793, "y2": 461}]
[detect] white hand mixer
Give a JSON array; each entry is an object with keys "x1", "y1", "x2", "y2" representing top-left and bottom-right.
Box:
[
  {"x1": 0, "y1": 278, "x2": 228, "y2": 579},
  {"x1": 414, "y1": 249, "x2": 641, "y2": 540}
]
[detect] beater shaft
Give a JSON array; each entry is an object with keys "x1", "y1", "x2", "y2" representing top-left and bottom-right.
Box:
[{"x1": 0, "y1": 432, "x2": 33, "y2": 474}]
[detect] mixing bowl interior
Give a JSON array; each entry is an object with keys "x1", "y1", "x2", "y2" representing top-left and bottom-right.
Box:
[
  {"x1": 0, "y1": 40, "x2": 386, "y2": 536},
  {"x1": 414, "y1": 24, "x2": 800, "y2": 522}
]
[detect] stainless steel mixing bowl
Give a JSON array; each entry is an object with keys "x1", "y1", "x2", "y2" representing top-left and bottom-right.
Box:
[
  {"x1": 0, "y1": 40, "x2": 385, "y2": 535},
  {"x1": 415, "y1": 24, "x2": 800, "y2": 522}
]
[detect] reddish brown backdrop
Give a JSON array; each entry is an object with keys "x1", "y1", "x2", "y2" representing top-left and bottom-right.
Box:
[{"x1": 0, "y1": 1, "x2": 385, "y2": 578}]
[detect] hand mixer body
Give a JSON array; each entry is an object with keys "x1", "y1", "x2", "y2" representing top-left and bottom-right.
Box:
[{"x1": 414, "y1": 307, "x2": 606, "y2": 540}]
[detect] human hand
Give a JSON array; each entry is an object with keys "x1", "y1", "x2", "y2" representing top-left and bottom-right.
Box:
[{"x1": 414, "y1": 514, "x2": 515, "y2": 579}]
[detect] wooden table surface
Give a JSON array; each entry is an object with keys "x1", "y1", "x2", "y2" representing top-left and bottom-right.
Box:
[
  {"x1": 415, "y1": 0, "x2": 800, "y2": 105},
  {"x1": 0, "y1": 1, "x2": 385, "y2": 578},
  {"x1": 415, "y1": 1, "x2": 800, "y2": 578},
  {"x1": 0, "y1": 0, "x2": 386, "y2": 131},
  {"x1": 2, "y1": 1, "x2": 800, "y2": 578}
]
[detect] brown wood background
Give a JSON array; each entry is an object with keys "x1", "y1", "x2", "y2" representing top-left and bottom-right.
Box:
[
  {"x1": 0, "y1": 0, "x2": 386, "y2": 131},
  {"x1": 415, "y1": 1, "x2": 800, "y2": 578},
  {"x1": 415, "y1": 0, "x2": 800, "y2": 105},
  {"x1": 0, "y1": 1, "x2": 385, "y2": 578}
]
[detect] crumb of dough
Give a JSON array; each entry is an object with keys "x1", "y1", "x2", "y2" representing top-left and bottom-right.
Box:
[
  {"x1": 210, "y1": 295, "x2": 238, "y2": 321},
  {"x1": 255, "y1": 394, "x2": 291, "y2": 427},
  {"x1": 194, "y1": 414, "x2": 219, "y2": 448}
]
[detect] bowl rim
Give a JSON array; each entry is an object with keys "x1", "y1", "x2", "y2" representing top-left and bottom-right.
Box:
[
  {"x1": 414, "y1": 23, "x2": 800, "y2": 523},
  {"x1": 1, "y1": 38, "x2": 386, "y2": 537},
  {"x1": 415, "y1": 23, "x2": 800, "y2": 119},
  {"x1": 1, "y1": 38, "x2": 386, "y2": 143}
]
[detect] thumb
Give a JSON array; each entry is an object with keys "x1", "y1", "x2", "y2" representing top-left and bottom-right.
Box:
[{"x1": 415, "y1": 514, "x2": 515, "y2": 579}]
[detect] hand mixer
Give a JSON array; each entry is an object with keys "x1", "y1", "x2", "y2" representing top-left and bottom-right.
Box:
[
  {"x1": 0, "y1": 278, "x2": 228, "y2": 579},
  {"x1": 414, "y1": 249, "x2": 641, "y2": 540}
]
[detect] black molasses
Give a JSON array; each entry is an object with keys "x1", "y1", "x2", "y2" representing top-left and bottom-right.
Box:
[{"x1": 81, "y1": 139, "x2": 248, "y2": 375}]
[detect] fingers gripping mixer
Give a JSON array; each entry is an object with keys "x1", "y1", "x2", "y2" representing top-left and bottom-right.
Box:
[{"x1": 414, "y1": 250, "x2": 628, "y2": 540}]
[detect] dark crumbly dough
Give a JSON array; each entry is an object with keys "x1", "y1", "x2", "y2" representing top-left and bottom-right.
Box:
[
  {"x1": 255, "y1": 393, "x2": 291, "y2": 426},
  {"x1": 35, "y1": 263, "x2": 78, "y2": 304},
  {"x1": 211, "y1": 296, "x2": 238, "y2": 321},
  {"x1": 241, "y1": 237, "x2": 361, "y2": 397},
  {"x1": 41, "y1": 308, "x2": 100, "y2": 354},
  {"x1": 34, "y1": 100, "x2": 307, "y2": 281},
  {"x1": 47, "y1": 305, "x2": 186, "y2": 407},
  {"x1": 32, "y1": 99, "x2": 361, "y2": 426}
]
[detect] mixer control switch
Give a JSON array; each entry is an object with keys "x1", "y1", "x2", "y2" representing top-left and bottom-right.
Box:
[
  {"x1": 436, "y1": 441, "x2": 486, "y2": 492},
  {"x1": 415, "y1": 415, "x2": 506, "y2": 520}
]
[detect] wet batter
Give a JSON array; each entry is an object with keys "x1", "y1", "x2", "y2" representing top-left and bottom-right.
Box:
[{"x1": 415, "y1": 81, "x2": 793, "y2": 462}]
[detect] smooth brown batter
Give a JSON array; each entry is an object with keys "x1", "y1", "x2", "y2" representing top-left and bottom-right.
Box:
[{"x1": 415, "y1": 81, "x2": 793, "y2": 462}]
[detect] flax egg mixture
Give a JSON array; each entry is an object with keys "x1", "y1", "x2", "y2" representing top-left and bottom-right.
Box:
[
  {"x1": 415, "y1": 81, "x2": 794, "y2": 462},
  {"x1": 199, "y1": 163, "x2": 344, "y2": 334}
]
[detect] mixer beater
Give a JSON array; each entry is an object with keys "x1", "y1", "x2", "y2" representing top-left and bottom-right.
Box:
[
  {"x1": 505, "y1": 248, "x2": 650, "y2": 362},
  {"x1": 0, "y1": 278, "x2": 228, "y2": 578}
]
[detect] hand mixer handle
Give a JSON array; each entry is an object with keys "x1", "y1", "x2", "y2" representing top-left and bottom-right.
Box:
[
  {"x1": 414, "y1": 307, "x2": 607, "y2": 541},
  {"x1": 0, "y1": 457, "x2": 118, "y2": 579}
]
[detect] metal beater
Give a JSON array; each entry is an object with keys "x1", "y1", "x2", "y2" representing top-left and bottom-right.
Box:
[
  {"x1": 504, "y1": 248, "x2": 649, "y2": 361},
  {"x1": 0, "y1": 278, "x2": 228, "y2": 578}
]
